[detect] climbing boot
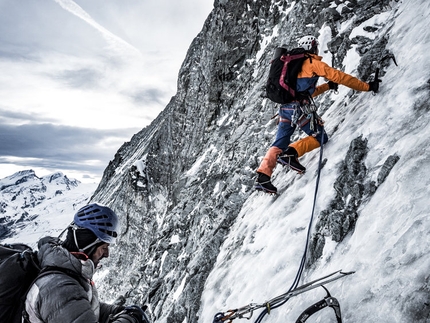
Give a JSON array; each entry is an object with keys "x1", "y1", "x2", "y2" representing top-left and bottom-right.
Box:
[
  {"x1": 277, "y1": 147, "x2": 306, "y2": 174},
  {"x1": 254, "y1": 172, "x2": 277, "y2": 194}
]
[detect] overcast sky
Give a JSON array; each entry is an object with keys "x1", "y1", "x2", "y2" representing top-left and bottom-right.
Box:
[{"x1": 0, "y1": 0, "x2": 213, "y2": 183}]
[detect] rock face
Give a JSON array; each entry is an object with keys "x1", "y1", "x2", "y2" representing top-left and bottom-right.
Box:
[
  {"x1": 0, "y1": 170, "x2": 89, "y2": 242},
  {"x1": 90, "y1": 1, "x2": 429, "y2": 322},
  {"x1": 308, "y1": 137, "x2": 399, "y2": 265}
]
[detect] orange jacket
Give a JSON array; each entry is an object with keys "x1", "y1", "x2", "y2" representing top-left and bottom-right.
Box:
[{"x1": 297, "y1": 54, "x2": 370, "y2": 97}]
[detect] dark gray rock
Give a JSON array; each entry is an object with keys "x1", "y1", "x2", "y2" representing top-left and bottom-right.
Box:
[
  {"x1": 310, "y1": 136, "x2": 372, "y2": 263},
  {"x1": 377, "y1": 155, "x2": 400, "y2": 185}
]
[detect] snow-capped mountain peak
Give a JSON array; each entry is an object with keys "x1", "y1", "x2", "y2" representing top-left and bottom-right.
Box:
[{"x1": 0, "y1": 170, "x2": 96, "y2": 246}]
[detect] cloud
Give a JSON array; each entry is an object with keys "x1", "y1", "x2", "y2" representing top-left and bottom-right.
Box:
[
  {"x1": 0, "y1": 107, "x2": 57, "y2": 124},
  {"x1": 0, "y1": 122, "x2": 140, "y2": 174},
  {"x1": 126, "y1": 87, "x2": 167, "y2": 105},
  {"x1": 0, "y1": 1, "x2": 106, "y2": 59},
  {"x1": 55, "y1": 67, "x2": 103, "y2": 89},
  {"x1": 54, "y1": 0, "x2": 142, "y2": 59},
  {"x1": 0, "y1": 0, "x2": 213, "y2": 181}
]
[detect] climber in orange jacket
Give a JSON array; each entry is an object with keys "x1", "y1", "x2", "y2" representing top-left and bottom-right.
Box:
[{"x1": 255, "y1": 35, "x2": 380, "y2": 194}]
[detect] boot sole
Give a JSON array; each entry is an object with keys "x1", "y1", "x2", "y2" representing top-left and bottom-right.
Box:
[
  {"x1": 254, "y1": 183, "x2": 277, "y2": 194},
  {"x1": 277, "y1": 159, "x2": 306, "y2": 174}
]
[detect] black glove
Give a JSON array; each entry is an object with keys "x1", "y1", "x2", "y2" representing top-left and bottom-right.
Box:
[
  {"x1": 368, "y1": 79, "x2": 381, "y2": 93},
  {"x1": 124, "y1": 305, "x2": 151, "y2": 323},
  {"x1": 327, "y1": 81, "x2": 338, "y2": 91},
  {"x1": 110, "y1": 312, "x2": 137, "y2": 323}
]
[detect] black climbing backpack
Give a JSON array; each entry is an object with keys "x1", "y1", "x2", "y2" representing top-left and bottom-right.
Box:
[
  {"x1": 266, "y1": 47, "x2": 311, "y2": 104},
  {"x1": 0, "y1": 243, "x2": 41, "y2": 323}
]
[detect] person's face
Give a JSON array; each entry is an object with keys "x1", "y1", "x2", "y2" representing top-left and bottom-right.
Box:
[{"x1": 91, "y1": 243, "x2": 110, "y2": 267}]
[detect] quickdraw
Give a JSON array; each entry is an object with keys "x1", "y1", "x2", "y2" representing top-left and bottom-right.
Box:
[
  {"x1": 213, "y1": 270, "x2": 354, "y2": 323},
  {"x1": 303, "y1": 96, "x2": 323, "y2": 133},
  {"x1": 213, "y1": 304, "x2": 265, "y2": 323},
  {"x1": 291, "y1": 97, "x2": 323, "y2": 133}
]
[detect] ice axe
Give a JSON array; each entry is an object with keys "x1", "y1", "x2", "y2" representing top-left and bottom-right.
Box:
[
  {"x1": 372, "y1": 53, "x2": 398, "y2": 95},
  {"x1": 371, "y1": 66, "x2": 381, "y2": 95}
]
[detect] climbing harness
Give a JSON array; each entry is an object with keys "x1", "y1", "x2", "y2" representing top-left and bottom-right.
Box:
[
  {"x1": 215, "y1": 127, "x2": 354, "y2": 322},
  {"x1": 301, "y1": 95, "x2": 323, "y2": 133},
  {"x1": 288, "y1": 95, "x2": 323, "y2": 134}
]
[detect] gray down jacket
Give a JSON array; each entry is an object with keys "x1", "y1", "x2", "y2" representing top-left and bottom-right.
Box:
[{"x1": 24, "y1": 237, "x2": 135, "y2": 323}]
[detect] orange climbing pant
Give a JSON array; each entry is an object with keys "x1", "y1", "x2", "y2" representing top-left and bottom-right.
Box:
[
  {"x1": 256, "y1": 146, "x2": 283, "y2": 177},
  {"x1": 289, "y1": 136, "x2": 321, "y2": 157},
  {"x1": 257, "y1": 136, "x2": 321, "y2": 177}
]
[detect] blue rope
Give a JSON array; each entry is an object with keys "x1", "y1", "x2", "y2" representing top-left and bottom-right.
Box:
[{"x1": 254, "y1": 126, "x2": 325, "y2": 323}]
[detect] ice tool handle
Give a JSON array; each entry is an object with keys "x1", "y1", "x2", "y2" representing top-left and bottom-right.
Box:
[
  {"x1": 372, "y1": 67, "x2": 380, "y2": 95},
  {"x1": 295, "y1": 286, "x2": 342, "y2": 323},
  {"x1": 371, "y1": 51, "x2": 398, "y2": 95}
]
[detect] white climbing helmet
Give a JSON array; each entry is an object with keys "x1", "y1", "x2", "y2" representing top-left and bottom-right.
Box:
[{"x1": 298, "y1": 35, "x2": 319, "y2": 52}]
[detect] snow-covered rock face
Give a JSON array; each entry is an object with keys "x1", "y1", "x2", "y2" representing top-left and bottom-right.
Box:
[
  {"x1": 0, "y1": 170, "x2": 95, "y2": 245},
  {"x1": 91, "y1": 0, "x2": 430, "y2": 322}
]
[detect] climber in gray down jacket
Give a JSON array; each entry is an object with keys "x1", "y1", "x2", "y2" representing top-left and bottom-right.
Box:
[{"x1": 24, "y1": 203, "x2": 150, "y2": 323}]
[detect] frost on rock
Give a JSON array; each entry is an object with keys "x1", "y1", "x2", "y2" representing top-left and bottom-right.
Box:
[
  {"x1": 309, "y1": 136, "x2": 401, "y2": 266},
  {"x1": 309, "y1": 136, "x2": 372, "y2": 262}
]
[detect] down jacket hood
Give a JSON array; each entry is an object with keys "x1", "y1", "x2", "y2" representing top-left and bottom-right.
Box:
[{"x1": 37, "y1": 236, "x2": 95, "y2": 281}]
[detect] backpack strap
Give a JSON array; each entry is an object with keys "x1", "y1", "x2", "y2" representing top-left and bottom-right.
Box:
[{"x1": 279, "y1": 53, "x2": 306, "y2": 97}]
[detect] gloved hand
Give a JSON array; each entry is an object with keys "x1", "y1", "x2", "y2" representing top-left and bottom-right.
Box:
[
  {"x1": 327, "y1": 81, "x2": 338, "y2": 91},
  {"x1": 368, "y1": 79, "x2": 381, "y2": 93},
  {"x1": 124, "y1": 305, "x2": 151, "y2": 323}
]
